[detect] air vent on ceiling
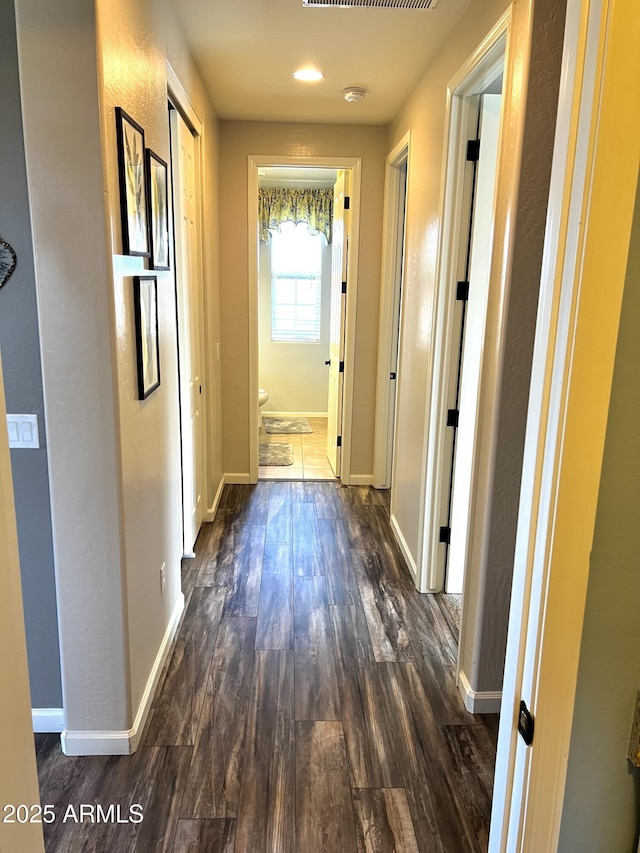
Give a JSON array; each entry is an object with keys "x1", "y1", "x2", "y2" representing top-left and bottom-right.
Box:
[{"x1": 303, "y1": 0, "x2": 438, "y2": 8}]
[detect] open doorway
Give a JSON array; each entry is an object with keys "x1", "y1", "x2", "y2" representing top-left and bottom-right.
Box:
[{"x1": 248, "y1": 156, "x2": 362, "y2": 484}]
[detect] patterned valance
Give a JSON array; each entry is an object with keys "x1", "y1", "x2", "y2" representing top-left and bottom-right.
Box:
[{"x1": 258, "y1": 187, "x2": 333, "y2": 244}]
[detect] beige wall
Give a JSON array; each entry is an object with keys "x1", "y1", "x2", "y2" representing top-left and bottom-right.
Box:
[
  {"x1": 558, "y1": 176, "x2": 640, "y2": 853},
  {"x1": 0, "y1": 356, "x2": 44, "y2": 851},
  {"x1": 219, "y1": 121, "x2": 387, "y2": 478},
  {"x1": 15, "y1": 0, "x2": 223, "y2": 743}
]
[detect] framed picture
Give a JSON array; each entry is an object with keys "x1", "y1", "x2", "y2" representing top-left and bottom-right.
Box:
[
  {"x1": 115, "y1": 108, "x2": 150, "y2": 256},
  {"x1": 133, "y1": 276, "x2": 160, "y2": 400},
  {"x1": 145, "y1": 149, "x2": 170, "y2": 270}
]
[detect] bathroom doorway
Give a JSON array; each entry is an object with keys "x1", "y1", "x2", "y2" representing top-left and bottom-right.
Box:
[{"x1": 247, "y1": 157, "x2": 362, "y2": 483}]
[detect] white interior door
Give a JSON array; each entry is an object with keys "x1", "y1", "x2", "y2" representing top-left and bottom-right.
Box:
[
  {"x1": 171, "y1": 107, "x2": 204, "y2": 556},
  {"x1": 327, "y1": 170, "x2": 349, "y2": 476},
  {"x1": 447, "y1": 93, "x2": 502, "y2": 594}
]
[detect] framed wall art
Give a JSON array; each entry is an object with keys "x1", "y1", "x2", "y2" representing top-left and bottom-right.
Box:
[
  {"x1": 145, "y1": 149, "x2": 170, "y2": 270},
  {"x1": 133, "y1": 275, "x2": 160, "y2": 400},
  {"x1": 115, "y1": 107, "x2": 150, "y2": 257}
]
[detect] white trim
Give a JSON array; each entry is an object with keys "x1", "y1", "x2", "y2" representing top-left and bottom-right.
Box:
[
  {"x1": 61, "y1": 592, "x2": 184, "y2": 756},
  {"x1": 490, "y1": 0, "x2": 640, "y2": 847},
  {"x1": 32, "y1": 708, "x2": 64, "y2": 733},
  {"x1": 248, "y1": 155, "x2": 362, "y2": 487},
  {"x1": 420, "y1": 6, "x2": 513, "y2": 596},
  {"x1": 206, "y1": 474, "x2": 226, "y2": 521},
  {"x1": 390, "y1": 513, "x2": 419, "y2": 585},
  {"x1": 348, "y1": 474, "x2": 374, "y2": 487},
  {"x1": 166, "y1": 61, "x2": 203, "y2": 135},
  {"x1": 262, "y1": 411, "x2": 328, "y2": 419},
  {"x1": 374, "y1": 132, "x2": 411, "y2": 489},
  {"x1": 224, "y1": 472, "x2": 252, "y2": 485},
  {"x1": 458, "y1": 670, "x2": 502, "y2": 714}
]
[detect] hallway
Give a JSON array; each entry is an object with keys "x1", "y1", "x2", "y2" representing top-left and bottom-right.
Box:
[{"x1": 35, "y1": 483, "x2": 497, "y2": 852}]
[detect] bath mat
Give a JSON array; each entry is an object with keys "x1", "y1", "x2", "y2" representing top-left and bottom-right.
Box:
[
  {"x1": 264, "y1": 417, "x2": 313, "y2": 435},
  {"x1": 259, "y1": 442, "x2": 294, "y2": 466}
]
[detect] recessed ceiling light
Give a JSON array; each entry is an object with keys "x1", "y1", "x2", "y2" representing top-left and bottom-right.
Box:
[{"x1": 292, "y1": 68, "x2": 324, "y2": 82}]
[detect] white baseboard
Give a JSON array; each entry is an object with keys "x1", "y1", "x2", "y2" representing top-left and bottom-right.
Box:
[
  {"x1": 348, "y1": 474, "x2": 374, "y2": 486},
  {"x1": 458, "y1": 669, "x2": 502, "y2": 714},
  {"x1": 390, "y1": 513, "x2": 419, "y2": 586},
  {"x1": 60, "y1": 592, "x2": 185, "y2": 756},
  {"x1": 32, "y1": 708, "x2": 64, "y2": 733},
  {"x1": 262, "y1": 411, "x2": 327, "y2": 419},
  {"x1": 224, "y1": 472, "x2": 252, "y2": 484},
  {"x1": 206, "y1": 474, "x2": 226, "y2": 521}
]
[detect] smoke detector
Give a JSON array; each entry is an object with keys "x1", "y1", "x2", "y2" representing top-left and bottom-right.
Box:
[
  {"x1": 303, "y1": 0, "x2": 439, "y2": 8},
  {"x1": 344, "y1": 87, "x2": 366, "y2": 102}
]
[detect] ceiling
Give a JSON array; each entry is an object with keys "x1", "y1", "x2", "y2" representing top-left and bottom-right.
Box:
[{"x1": 169, "y1": 0, "x2": 472, "y2": 125}]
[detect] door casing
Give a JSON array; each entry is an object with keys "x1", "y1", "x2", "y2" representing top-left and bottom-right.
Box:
[{"x1": 247, "y1": 155, "x2": 362, "y2": 485}]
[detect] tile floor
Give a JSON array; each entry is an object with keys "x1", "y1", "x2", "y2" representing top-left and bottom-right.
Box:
[{"x1": 259, "y1": 416, "x2": 337, "y2": 481}]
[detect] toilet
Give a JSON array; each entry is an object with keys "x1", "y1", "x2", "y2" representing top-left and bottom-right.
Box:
[{"x1": 258, "y1": 388, "x2": 269, "y2": 427}]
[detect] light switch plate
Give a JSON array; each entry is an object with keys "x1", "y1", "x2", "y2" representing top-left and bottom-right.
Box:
[{"x1": 6, "y1": 414, "x2": 40, "y2": 449}]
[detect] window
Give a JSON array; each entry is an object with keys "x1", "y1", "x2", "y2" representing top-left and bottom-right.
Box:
[{"x1": 270, "y1": 221, "x2": 323, "y2": 343}]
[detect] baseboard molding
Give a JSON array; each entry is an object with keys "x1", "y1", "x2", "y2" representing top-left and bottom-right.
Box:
[
  {"x1": 206, "y1": 474, "x2": 226, "y2": 521},
  {"x1": 224, "y1": 472, "x2": 252, "y2": 484},
  {"x1": 60, "y1": 592, "x2": 185, "y2": 756},
  {"x1": 262, "y1": 411, "x2": 328, "y2": 419},
  {"x1": 389, "y1": 513, "x2": 419, "y2": 586},
  {"x1": 32, "y1": 708, "x2": 64, "y2": 733},
  {"x1": 458, "y1": 669, "x2": 502, "y2": 714},
  {"x1": 348, "y1": 474, "x2": 374, "y2": 486}
]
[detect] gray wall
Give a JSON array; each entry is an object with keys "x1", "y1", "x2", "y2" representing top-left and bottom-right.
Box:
[
  {"x1": 558, "y1": 178, "x2": 640, "y2": 853},
  {"x1": 0, "y1": 1, "x2": 62, "y2": 708}
]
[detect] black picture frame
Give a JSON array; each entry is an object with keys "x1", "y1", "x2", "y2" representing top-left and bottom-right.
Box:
[
  {"x1": 115, "y1": 108, "x2": 150, "y2": 257},
  {"x1": 145, "y1": 148, "x2": 170, "y2": 270},
  {"x1": 133, "y1": 276, "x2": 160, "y2": 399}
]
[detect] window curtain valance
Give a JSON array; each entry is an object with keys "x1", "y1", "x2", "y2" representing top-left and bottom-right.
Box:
[{"x1": 258, "y1": 187, "x2": 333, "y2": 244}]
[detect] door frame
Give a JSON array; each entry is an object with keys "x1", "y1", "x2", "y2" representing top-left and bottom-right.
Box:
[
  {"x1": 167, "y1": 62, "x2": 209, "y2": 553},
  {"x1": 489, "y1": 0, "x2": 640, "y2": 847},
  {"x1": 419, "y1": 7, "x2": 517, "y2": 594},
  {"x1": 373, "y1": 132, "x2": 411, "y2": 489},
  {"x1": 247, "y1": 155, "x2": 362, "y2": 484}
]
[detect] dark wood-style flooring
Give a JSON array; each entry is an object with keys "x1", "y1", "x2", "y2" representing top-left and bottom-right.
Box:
[{"x1": 35, "y1": 482, "x2": 498, "y2": 852}]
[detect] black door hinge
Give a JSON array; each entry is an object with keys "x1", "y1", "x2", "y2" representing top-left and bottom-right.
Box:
[
  {"x1": 447, "y1": 409, "x2": 459, "y2": 428},
  {"x1": 518, "y1": 700, "x2": 535, "y2": 746},
  {"x1": 344, "y1": 196, "x2": 351, "y2": 210},
  {"x1": 439, "y1": 526, "x2": 451, "y2": 545},
  {"x1": 339, "y1": 361, "x2": 344, "y2": 373},
  {"x1": 390, "y1": 371, "x2": 397, "y2": 380},
  {"x1": 337, "y1": 435, "x2": 342, "y2": 448},
  {"x1": 456, "y1": 280, "x2": 470, "y2": 301},
  {"x1": 466, "y1": 139, "x2": 481, "y2": 162},
  {"x1": 342, "y1": 281, "x2": 347, "y2": 294}
]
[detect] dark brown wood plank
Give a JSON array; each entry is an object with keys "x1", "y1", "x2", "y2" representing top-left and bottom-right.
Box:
[
  {"x1": 146, "y1": 587, "x2": 226, "y2": 746},
  {"x1": 317, "y1": 517, "x2": 360, "y2": 605},
  {"x1": 439, "y1": 724, "x2": 496, "y2": 850},
  {"x1": 181, "y1": 618, "x2": 256, "y2": 819},
  {"x1": 197, "y1": 510, "x2": 236, "y2": 588},
  {"x1": 330, "y1": 608, "x2": 403, "y2": 788},
  {"x1": 295, "y1": 721, "x2": 357, "y2": 852},
  {"x1": 266, "y1": 481, "x2": 292, "y2": 544},
  {"x1": 172, "y1": 819, "x2": 235, "y2": 853},
  {"x1": 235, "y1": 650, "x2": 295, "y2": 853},
  {"x1": 294, "y1": 577, "x2": 340, "y2": 720},
  {"x1": 223, "y1": 523, "x2": 265, "y2": 617},
  {"x1": 222, "y1": 483, "x2": 270, "y2": 525},
  {"x1": 352, "y1": 788, "x2": 420, "y2": 853},
  {"x1": 255, "y1": 542, "x2": 293, "y2": 650},
  {"x1": 313, "y1": 480, "x2": 342, "y2": 519},
  {"x1": 292, "y1": 502, "x2": 324, "y2": 576},
  {"x1": 291, "y1": 481, "x2": 316, "y2": 503},
  {"x1": 387, "y1": 662, "x2": 478, "y2": 853},
  {"x1": 352, "y1": 548, "x2": 413, "y2": 662}
]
